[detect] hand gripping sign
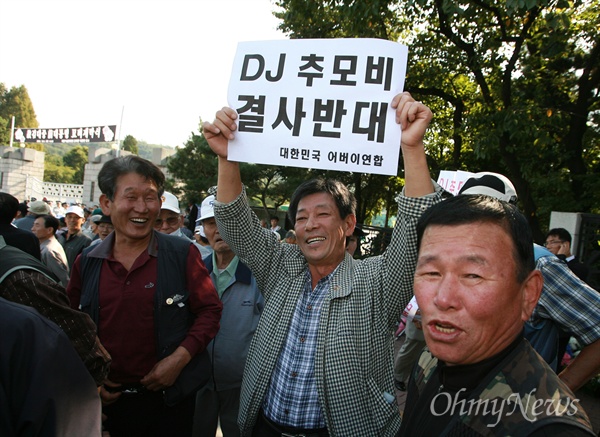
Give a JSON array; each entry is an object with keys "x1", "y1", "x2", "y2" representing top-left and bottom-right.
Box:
[{"x1": 227, "y1": 39, "x2": 409, "y2": 176}]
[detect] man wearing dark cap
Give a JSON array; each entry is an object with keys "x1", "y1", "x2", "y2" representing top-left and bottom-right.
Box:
[
  {"x1": 458, "y1": 171, "x2": 600, "y2": 393},
  {"x1": 90, "y1": 214, "x2": 114, "y2": 246},
  {"x1": 0, "y1": 192, "x2": 41, "y2": 260}
]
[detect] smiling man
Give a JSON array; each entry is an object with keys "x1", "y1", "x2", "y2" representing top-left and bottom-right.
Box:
[
  {"x1": 398, "y1": 194, "x2": 594, "y2": 436},
  {"x1": 203, "y1": 92, "x2": 442, "y2": 436},
  {"x1": 67, "y1": 155, "x2": 222, "y2": 437}
]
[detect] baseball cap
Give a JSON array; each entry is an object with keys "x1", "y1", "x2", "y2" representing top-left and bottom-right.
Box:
[
  {"x1": 458, "y1": 172, "x2": 518, "y2": 205},
  {"x1": 160, "y1": 192, "x2": 180, "y2": 214},
  {"x1": 196, "y1": 195, "x2": 216, "y2": 222},
  {"x1": 65, "y1": 205, "x2": 85, "y2": 218},
  {"x1": 28, "y1": 200, "x2": 52, "y2": 215},
  {"x1": 194, "y1": 225, "x2": 206, "y2": 238}
]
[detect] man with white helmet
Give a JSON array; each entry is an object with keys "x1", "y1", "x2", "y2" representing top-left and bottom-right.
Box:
[{"x1": 458, "y1": 172, "x2": 600, "y2": 392}]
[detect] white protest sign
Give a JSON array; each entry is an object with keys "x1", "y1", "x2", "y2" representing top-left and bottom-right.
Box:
[
  {"x1": 227, "y1": 39, "x2": 408, "y2": 176},
  {"x1": 437, "y1": 170, "x2": 475, "y2": 195}
]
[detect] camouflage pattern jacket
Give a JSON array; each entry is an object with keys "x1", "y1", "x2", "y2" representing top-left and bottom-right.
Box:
[{"x1": 408, "y1": 338, "x2": 594, "y2": 436}]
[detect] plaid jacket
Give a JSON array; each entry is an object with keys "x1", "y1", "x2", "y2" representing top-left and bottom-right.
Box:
[{"x1": 214, "y1": 185, "x2": 443, "y2": 436}]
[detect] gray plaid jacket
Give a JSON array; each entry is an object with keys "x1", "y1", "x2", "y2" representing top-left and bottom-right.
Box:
[{"x1": 214, "y1": 184, "x2": 443, "y2": 436}]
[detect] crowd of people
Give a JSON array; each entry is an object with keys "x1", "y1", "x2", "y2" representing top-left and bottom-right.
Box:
[{"x1": 0, "y1": 92, "x2": 598, "y2": 436}]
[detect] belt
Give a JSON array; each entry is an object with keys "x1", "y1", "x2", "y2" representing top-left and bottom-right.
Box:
[{"x1": 259, "y1": 411, "x2": 329, "y2": 437}]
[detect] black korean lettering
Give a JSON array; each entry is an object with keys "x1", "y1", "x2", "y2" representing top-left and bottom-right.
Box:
[
  {"x1": 312, "y1": 150, "x2": 321, "y2": 162},
  {"x1": 352, "y1": 102, "x2": 388, "y2": 143},
  {"x1": 291, "y1": 148, "x2": 300, "y2": 159},
  {"x1": 365, "y1": 56, "x2": 394, "y2": 91},
  {"x1": 330, "y1": 55, "x2": 357, "y2": 86},
  {"x1": 313, "y1": 99, "x2": 347, "y2": 138},
  {"x1": 236, "y1": 95, "x2": 266, "y2": 133},
  {"x1": 280, "y1": 147, "x2": 289, "y2": 159},
  {"x1": 298, "y1": 54, "x2": 324, "y2": 87},
  {"x1": 271, "y1": 97, "x2": 306, "y2": 136},
  {"x1": 301, "y1": 149, "x2": 310, "y2": 160},
  {"x1": 328, "y1": 151, "x2": 337, "y2": 163},
  {"x1": 373, "y1": 155, "x2": 383, "y2": 166},
  {"x1": 350, "y1": 153, "x2": 360, "y2": 164},
  {"x1": 339, "y1": 152, "x2": 349, "y2": 164},
  {"x1": 362, "y1": 154, "x2": 372, "y2": 166}
]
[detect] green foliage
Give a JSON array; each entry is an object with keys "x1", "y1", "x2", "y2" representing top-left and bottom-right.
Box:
[
  {"x1": 121, "y1": 134, "x2": 139, "y2": 155},
  {"x1": 268, "y1": 0, "x2": 600, "y2": 240},
  {"x1": 0, "y1": 83, "x2": 38, "y2": 145},
  {"x1": 62, "y1": 145, "x2": 88, "y2": 184},
  {"x1": 44, "y1": 158, "x2": 76, "y2": 183}
]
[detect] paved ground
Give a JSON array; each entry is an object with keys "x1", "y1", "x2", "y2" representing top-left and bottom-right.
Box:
[{"x1": 393, "y1": 335, "x2": 600, "y2": 434}]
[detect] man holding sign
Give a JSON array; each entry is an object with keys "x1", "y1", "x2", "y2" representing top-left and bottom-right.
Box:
[{"x1": 203, "y1": 91, "x2": 442, "y2": 436}]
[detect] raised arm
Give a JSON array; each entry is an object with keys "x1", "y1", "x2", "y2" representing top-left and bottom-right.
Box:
[
  {"x1": 203, "y1": 107, "x2": 243, "y2": 203},
  {"x1": 392, "y1": 92, "x2": 434, "y2": 198}
]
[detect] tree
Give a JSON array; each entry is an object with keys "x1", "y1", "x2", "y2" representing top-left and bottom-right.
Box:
[
  {"x1": 63, "y1": 145, "x2": 88, "y2": 184},
  {"x1": 121, "y1": 134, "x2": 139, "y2": 155},
  {"x1": 274, "y1": 0, "x2": 600, "y2": 241},
  {"x1": 0, "y1": 83, "x2": 39, "y2": 146}
]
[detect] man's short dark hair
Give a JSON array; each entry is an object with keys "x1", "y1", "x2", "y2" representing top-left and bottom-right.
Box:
[
  {"x1": 417, "y1": 194, "x2": 534, "y2": 283},
  {"x1": 38, "y1": 214, "x2": 60, "y2": 235},
  {"x1": 546, "y1": 228, "x2": 572, "y2": 244},
  {"x1": 288, "y1": 178, "x2": 356, "y2": 227},
  {"x1": 0, "y1": 192, "x2": 19, "y2": 224},
  {"x1": 98, "y1": 155, "x2": 165, "y2": 201}
]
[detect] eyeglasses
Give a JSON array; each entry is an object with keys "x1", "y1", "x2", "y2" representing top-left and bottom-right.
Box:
[
  {"x1": 544, "y1": 240, "x2": 563, "y2": 247},
  {"x1": 154, "y1": 216, "x2": 180, "y2": 227},
  {"x1": 98, "y1": 223, "x2": 114, "y2": 230}
]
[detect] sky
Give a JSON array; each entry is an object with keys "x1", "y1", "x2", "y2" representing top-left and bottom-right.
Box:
[{"x1": 0, "y1": 0, "x2": 286, "y2": 147}]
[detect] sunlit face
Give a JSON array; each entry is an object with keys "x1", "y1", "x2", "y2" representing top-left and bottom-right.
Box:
[
  {"x1": 414, "y1": 222, "x2": 541, "y2": 366},
  {"x1": 154, "y1": 209, "x2": 183, "y2": 235},
  {"x1": 65, "y1": 212, "x2": 84, "y2": 234},
  {"x1": 202, "y1": 217, "x2": 231, "y2": 254},
  {"x1": 294, "y1": 192, "x2": 354, "y2": 269},
  {"x1": 100, "y1": 173, "x2": 161, "y2": 243},
  {"x1": 31, "y1": 217, "x2": 53, "y2": 242}
]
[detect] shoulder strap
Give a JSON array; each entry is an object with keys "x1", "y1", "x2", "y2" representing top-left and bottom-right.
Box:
[{"x1": 0, "y1": 236, "x2": 59, "y2": 284}]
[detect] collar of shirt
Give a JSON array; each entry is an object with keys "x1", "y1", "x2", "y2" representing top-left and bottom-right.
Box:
[
  {"x1": 86, "y1": 230, "x2": 158, "y2": 259},
  {"x1": 211, "y1": 253, "x2": 239, "y2": 297},
  {"x1": 262, "y1": 266, "x2": 338, "y2": 428}
]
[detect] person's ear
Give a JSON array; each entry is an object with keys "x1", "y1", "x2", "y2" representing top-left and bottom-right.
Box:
[
  {"x1": 99, "y1": 194, "x2": 111, "y2": 216},
  {"x1": 344, "y1": 214, "x2": 357, "y2": 237},
  {"x1": 521, "y1": 270, "x2": 543, "y2": 321}
]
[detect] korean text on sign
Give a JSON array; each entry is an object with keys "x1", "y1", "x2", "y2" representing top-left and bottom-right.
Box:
[{"x1": 227, "y1": 39, "x2": 408, "y2": 176}]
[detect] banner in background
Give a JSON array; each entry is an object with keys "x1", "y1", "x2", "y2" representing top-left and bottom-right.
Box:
[{"x1": 13, "y1": 125, "x2": 117, "y2": 143}]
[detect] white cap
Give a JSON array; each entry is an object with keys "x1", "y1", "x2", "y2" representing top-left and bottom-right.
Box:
[
  {"x1": 65, "y1": 205, "x2": 85, "y2": 218},
  {"x1": 160, "y1": 191, "x2": 180, "y2": 214},
  {"x1": 196, "y1": 195, "x2": 215, "y2": 222},
  {"x1": 458, "y1": 172, "x2": 518, "y2": 204},
  {"x1": 194, "y1": 225, "x2": 207, "y2": 238}
]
